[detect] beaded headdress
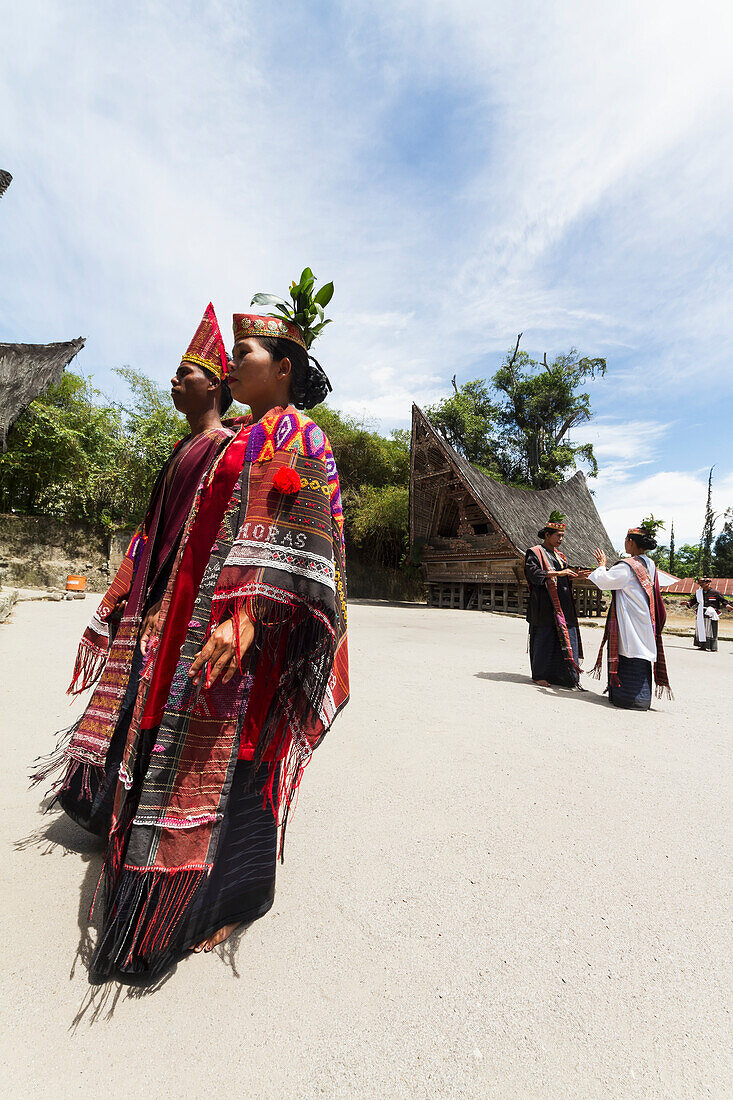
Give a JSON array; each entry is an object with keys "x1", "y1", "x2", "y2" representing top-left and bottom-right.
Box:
[{"x1": 232, "y1": 314, "x2": 306, "y2": 350}]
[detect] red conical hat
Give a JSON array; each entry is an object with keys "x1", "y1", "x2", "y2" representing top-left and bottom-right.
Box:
[{"x1": 181, "y1": 303, "x2": 228, "y2": 379}]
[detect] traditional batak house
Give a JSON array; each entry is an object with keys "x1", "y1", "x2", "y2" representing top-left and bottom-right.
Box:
[
  {"x1": 0, "y1": 171, "x2": 86, "y2": 448},
  {"x1": 409, "y1": 404, "x2": 616, "y2": 617}
]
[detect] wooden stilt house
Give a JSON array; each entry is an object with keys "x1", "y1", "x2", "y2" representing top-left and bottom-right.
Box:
[{"x1": 409, "y1": 405, "x2": 616, "y2": 616}]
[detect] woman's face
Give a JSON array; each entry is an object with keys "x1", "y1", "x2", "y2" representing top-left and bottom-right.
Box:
[{"x1": 227, "y1": 338, "x2": 291, "y2": 409}]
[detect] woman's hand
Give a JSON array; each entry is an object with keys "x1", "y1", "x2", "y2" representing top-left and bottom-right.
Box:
[
  {"x1": 188, "y1": 608, "x2": 255, "y2": 687},
  {"x1": 140, "y1": 600, "x2": 163, "y2": 655},
  {"x1": 556, "y1": 567, "x2": 578, "y2": 578},
  {"x1": 592, "y1": 548, "x2": 607, "y2": 568}
]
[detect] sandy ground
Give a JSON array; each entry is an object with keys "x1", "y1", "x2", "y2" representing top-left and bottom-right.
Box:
[{"x1": 1, "y1": 599, "x2": 731, "y2": 1099}]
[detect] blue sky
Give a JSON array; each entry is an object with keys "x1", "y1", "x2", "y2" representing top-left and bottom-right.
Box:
[{"x1": 1, "y1": 0, "x2": 732, "y2": 547}]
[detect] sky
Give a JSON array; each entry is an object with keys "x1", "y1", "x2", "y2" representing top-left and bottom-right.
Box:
[{"x1": 1, "y1": 0, "x2": 732, "y2": 548}]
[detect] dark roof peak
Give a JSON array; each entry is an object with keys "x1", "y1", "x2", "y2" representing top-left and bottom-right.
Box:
[{"x1": 411, "y1": 404, "x2": 617, "y2": 563}]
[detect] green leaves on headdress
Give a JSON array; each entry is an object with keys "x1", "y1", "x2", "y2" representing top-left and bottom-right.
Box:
[
  {"x1": 639, "y1": 514, "x2": 665, "y2": 538},
  {"x1": 251, "y1": 268, "x2": 334, "y2": 350},
  {"x1": 549, "y1": 510, "x2": 566, "y2": 524}
]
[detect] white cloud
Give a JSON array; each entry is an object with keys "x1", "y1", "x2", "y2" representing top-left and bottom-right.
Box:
[
  {"x1": 594, "y1": 469, "x2": 733, "y2": 549},
  {"x1": 0, "y1": 0, "x2": 731, "y2": 509}
]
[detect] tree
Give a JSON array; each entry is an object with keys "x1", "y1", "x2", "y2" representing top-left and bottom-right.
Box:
[
  {"x1": 309, "y1": 405, "x2": 410, "y2": 495},
  {"x1": 698, "y1": 466, "x2": 717, "y2": 576},
  {"x1": 424, "y1": 380, "x2": 500, "y2": 474},
  {"x1": 348, "y1": 484, "x2": 410, "y2": 567},
  {"x1": 0, "y1": 368, "x2": 188, "y2": 531},
  {"x1": 427, "y1": 336, "x2": 606, "y2": 489},
  {"x1": 713, "y1": 508, "x2": 733, "y2": 576},
  {"x1": 491, "y1": 342, "x2": 606, "y2": 487},
  {"x1": 669, "y1": 519, "x2": 676, "y2": 574},
  {"x1": 0, "y1": 372, "x2": 122, "y2": 519},
  {"x1": 654, "y1": 543, "x2": 700, "y2": 578}
]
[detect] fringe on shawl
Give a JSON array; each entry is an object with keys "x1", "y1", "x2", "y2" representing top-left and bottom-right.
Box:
[
  {"x1": 592, "y1": 594, "x2": 672, "y2": 698},
  {"x1": 67, "y1": 637, "x2": 107, "y2": 695},
  {"x1": 90, "y1": 861, "x2": 209, "y2": 976},
  {"x1": 29, "y1": 719, "x2": 106, "y2": 807},
  {"x1": 210, "y1": 586, "x2": 337, "y2": 855},
  {"x1": 88, "y1": 794, "x2": 210, "y2": 977}
]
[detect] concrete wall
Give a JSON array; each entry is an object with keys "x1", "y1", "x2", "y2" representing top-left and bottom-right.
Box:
[{"x1": 0, "y1": 514, "x2": 134, "y2": 591}]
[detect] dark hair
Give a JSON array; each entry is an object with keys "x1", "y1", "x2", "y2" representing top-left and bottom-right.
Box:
[
  {"x1": 256, "y1": 336, "x2": 331, "y2": 409},
  {"x1": 628, "y1": 531, "x2": 657, "y2": 552},
  {"x1": 203, "y1": 367, "x2": 233, "y2": 414}
]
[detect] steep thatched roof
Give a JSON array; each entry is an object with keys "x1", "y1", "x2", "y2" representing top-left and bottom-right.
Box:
[
  {"x1": 412, "y1": 405, "x2": 617, "y2": 562},
  {"x1": 0, "y1": 339, "x2": 86, "y2": 449},
  {"x1": 0, "y1": 170, "x2": 12, "y2": 198}
]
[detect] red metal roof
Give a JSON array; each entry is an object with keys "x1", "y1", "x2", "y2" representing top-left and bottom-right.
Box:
[{"x1": 661, "y1": 578, "x2": 733, "y2": 596}]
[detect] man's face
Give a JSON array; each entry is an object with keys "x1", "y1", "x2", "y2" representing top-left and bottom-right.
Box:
[
  {"x1": 171, "y1": 361, "x2": 215, "y2": 414},
  {"x1": 701, "y1": 579, "x2": 711, "y2": 591}
]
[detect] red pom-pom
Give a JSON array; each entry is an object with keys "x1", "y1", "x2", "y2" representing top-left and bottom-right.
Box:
[{"x1": 273, "y1": 466, "x2": 301, "y2": 495}]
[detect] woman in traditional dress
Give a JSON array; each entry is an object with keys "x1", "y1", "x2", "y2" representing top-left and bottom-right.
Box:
[
  {"x1": 588, "y1": 523, "x2": 671, "y2": 709},
  {"x1": 524, "y1": 512, "x2": 583, "y2": 688},
  {"x1": 36, "y1": 305, "x2": 235, "y2": 835},
  {"x1": 40, "y1": 274, "x2": 349, "y2": 977}
]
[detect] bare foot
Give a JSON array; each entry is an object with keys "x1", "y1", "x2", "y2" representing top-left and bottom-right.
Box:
[
  {"x1": 533, "y1": 679, "x2": 551, "y2": 687},
  {"x1": 193, "y1": 923, "x2": 240, "y2": 953}
]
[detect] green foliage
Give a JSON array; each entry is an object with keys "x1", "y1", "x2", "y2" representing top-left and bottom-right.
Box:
[
  {"x1": 425, "y1": 380, "x2": 500, "y2": 474},
  {"x1": 713, "y1": 508, "x2": 733, "y2": 576},
  {"x1": 639, "y1": 514, "x2": 665, "y2": 539},
  {"x1": 548, "y1": 509, "x2": 566, "y2": 524},
  {"x1": 0, "y1": 372, "x2": 122, "y2": 523},
  {"x1": 251, "y1": 267, "x2": 334, "y2": 349},
  {"x1": 428, "y1": 345, "x2": 607, "y2": 489},
  {"x1": 306, "y1": 405, "x2": 411, "y2": 569},
  {"x1": 0, "y1": 368, "x2": 187, "y2": 532},
  {"x1": 110, "y1": 367, "x2": 187, "y2": 524},
  {"x1": 652, "y1": 543, "x2": 701, "y2": 578},
  {"x1": 348, "y1": 484, "x2": 410, "y2": 567}
]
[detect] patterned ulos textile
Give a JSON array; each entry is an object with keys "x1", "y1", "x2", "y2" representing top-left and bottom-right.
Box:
[
  {"x1": 90, "y1": 407, "x2": 349, "y2": 976},
  {"x1": 592, "y1": 555, "x2": 672, "y2": 700},
  {"x1": 30, "y1": 428, "x2": 233, "y2": 809},
  {"x1": 526, "y1": 544, "x2": 583, "y2": 681}
]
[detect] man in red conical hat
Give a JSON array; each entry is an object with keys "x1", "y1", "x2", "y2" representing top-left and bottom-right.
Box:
[{"x1": 39, "y1": 304, "x2": 235, "y2": 836}]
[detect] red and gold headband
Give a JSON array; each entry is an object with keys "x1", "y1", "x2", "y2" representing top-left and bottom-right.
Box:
[
  {"x1": 233, "y1": 313, "x2": 306, "y2": 350},
  {"x1": 181, "y1": 302, "x2": 228, "y2": 380},
  {"x1": 545, "y1": 521, "x2": 566, "y2": 532}
]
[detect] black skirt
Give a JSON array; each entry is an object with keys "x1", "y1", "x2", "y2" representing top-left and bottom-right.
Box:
[
  {"x1": 175, "y1": 760, "x2": 279, "y2": 950},
  {"x1": 609, "y1": 655, "x2": 652, "y2": 710},
  {"x1": 529, "y1": 624, "x2": 580, "y2": 688}
]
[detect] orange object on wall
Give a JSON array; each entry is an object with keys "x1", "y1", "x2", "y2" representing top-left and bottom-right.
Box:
[{"x1": 65, "y1": 574, "x2": 87, "y2": 592}]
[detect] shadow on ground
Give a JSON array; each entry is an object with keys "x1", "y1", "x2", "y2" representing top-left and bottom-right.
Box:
[
  {"x1": 16, "y1": 809, "x2": 250, "y2": 1028},
  {"x1": 475, "y1": 670, "x2": 612, "y2": 706}
]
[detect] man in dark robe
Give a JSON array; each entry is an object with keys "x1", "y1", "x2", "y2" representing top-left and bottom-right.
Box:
[
  {"x1": 524, "y1": 515, "x2": 583, "y2": 688},
  {"x1": 53, "y1": 304, "x2": 235, "y2": 834},
  {"x1": 687, "y1": 577, "x2": 731, "y2": 651}
]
